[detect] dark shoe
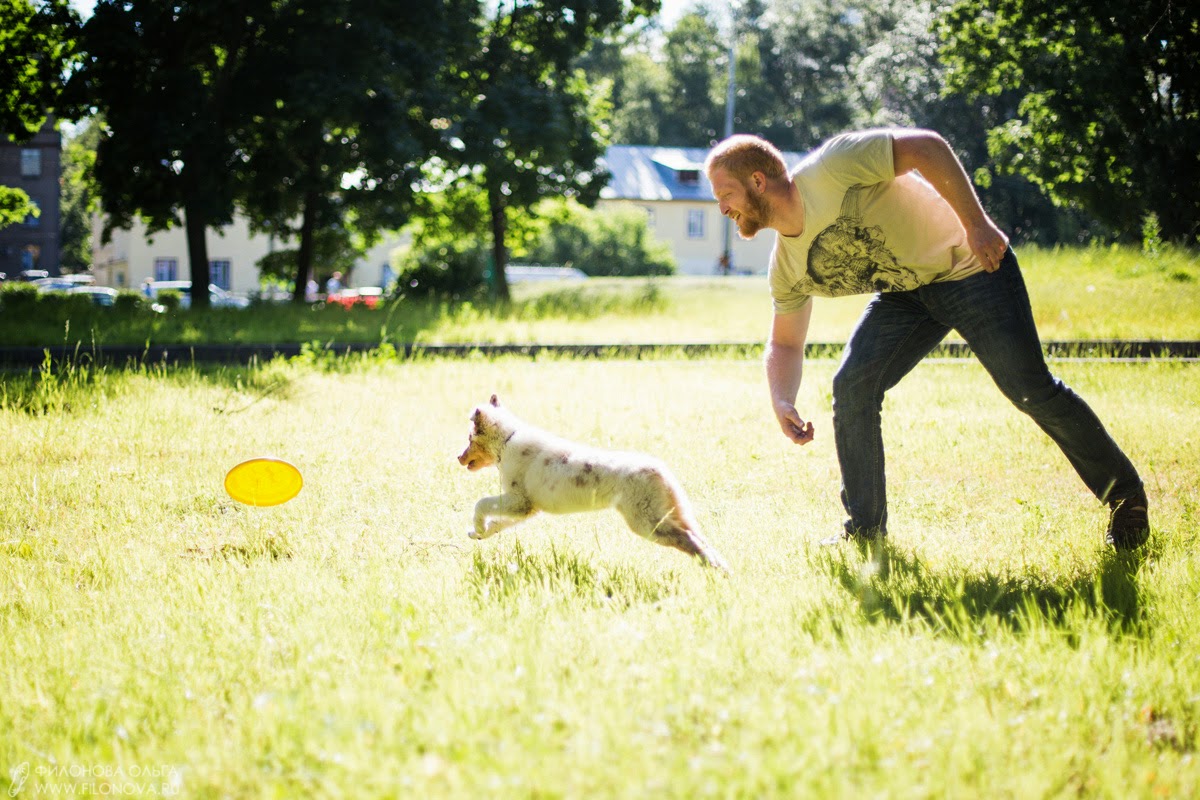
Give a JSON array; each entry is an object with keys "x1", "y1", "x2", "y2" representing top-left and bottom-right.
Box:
[
  {"x1": 818, "y1": 529, "x2": 884, "y2": 548},
  {"x1": 1106, "y1": 490, "x2": 1149, "y2": 551},
  {"x1": 819, "y1": 529, "x2": 889, "y2": 573}
]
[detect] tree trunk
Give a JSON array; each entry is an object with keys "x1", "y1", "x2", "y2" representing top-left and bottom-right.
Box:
[
  {"x1": 486, "y1": 178, "x2": 511, "y2": 302},
  {"x1": 184, "y1": 204, "x2": 211, "y2": 310},
  {"x1": 291, "y1": 190, "x2": 318, "y2": 305}
]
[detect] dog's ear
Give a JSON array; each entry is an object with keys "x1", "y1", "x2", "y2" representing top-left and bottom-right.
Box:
[
  {"x1": 489, "y1": 394, "x2": 500, "y2": 407},
  {"x1": 471, "y1": 408, "x2": 483, "y2": 430}
]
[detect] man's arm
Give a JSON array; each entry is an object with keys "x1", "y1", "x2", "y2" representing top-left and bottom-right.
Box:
[
  {"x1": 892, "y1": 129, "x2": 1010, "y2": 273},
  {"x1": 766, "y1": 302, "x2": 815, "y2": 445}
]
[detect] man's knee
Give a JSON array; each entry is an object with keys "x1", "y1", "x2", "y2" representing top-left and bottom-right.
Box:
[
  {"x1": 832, "y1": 361, "x2": 880, "y2": 413},
  {"x1": 998, "y1": 371, "x2": 1065, "y2": 414}
]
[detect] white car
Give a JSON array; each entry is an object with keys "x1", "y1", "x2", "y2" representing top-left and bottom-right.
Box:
[
  {"x1": 32, "y1": 274, "x2": 95, "y2": 293},
  {"x1": 66, "y1": 286, "x2": 119, "y2": 307},
  {"x1": 145, "y1": 280, "x2": 251, "y2": 309}
]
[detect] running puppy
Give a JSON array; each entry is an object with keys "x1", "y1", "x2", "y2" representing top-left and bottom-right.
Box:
[{"x1": 457, "y1": 395, "x2": 728, "y2": 571}]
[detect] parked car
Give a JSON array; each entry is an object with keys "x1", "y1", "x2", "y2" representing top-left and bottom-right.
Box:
[
  {"x1": 505, "y1": 264, "x2": 588, "y2": 282},
  {"x1": 326, "y1": 286, "x2": 383, "y2": 309},
  {"x1": 145, "y1": 280, "x2": 250, "y2": 309},
  {"x1": 66, "y1": 286, "x2": 119, "y2": 307},
  {"x1": 32, "y1": 274, "x2": 95, "y2": 293}
]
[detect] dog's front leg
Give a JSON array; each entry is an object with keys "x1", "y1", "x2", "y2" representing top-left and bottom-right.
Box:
[{"x1": 471, "y1": 493, "x2": 535, "y2": 539}]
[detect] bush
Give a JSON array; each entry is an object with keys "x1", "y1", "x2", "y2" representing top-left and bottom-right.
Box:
[
  {"x1": 0, "y1": 282, "x2": 41, "y2": 313},
  {"x1": 113, "y1": 289, "x2": 151, "y2": 314},
  {"x1": 393, "y1": 240, "x2": 489, "y2": 299},
  {"x1": 526, "y1": 202, "x2": 676, "y2": 277},
  {"x1": 156, "y1": 290, "x2": 183, "y2": 312}
]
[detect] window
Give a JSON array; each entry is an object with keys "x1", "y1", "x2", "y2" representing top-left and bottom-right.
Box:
[
  {"x1": 23, "y1": 201, "x2": 40, "y2": 228},
  {"x1": 154, "y1": 258, "x2": 178, "y2": 282},
  {"x1": 209, "y1": 259, "x2": 231, "y2": 290},
  {"x1": 21, "y1": 149, "x2": 41, "y2": 178},
  {"x1": 687, "y1": 209, "x2": 706, "y2": 239},
  {"x1": 678, "y1": 169, "x2": 700, "y2": 185},
  {"x1": 642, "y1": 206, "x2": 656, "y2": 228}
]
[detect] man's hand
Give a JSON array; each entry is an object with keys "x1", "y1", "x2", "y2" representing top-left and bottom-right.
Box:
[
  {"x1": 966, "y1": 218, "x2": 1009, "y2": 273},
  {"x1": 775, "y1": 401, "x2": 815, "y2": 445}
]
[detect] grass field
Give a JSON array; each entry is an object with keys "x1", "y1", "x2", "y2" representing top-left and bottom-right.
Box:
[
  {"x1": 2, "y1": 244, "x2": 1198, "y2": 348},
  {"x1": 2, "y1": 354, "x2": 1198, "y2": 797}
]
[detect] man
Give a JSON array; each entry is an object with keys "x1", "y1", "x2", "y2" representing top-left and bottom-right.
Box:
[{"x1": 704, "y1": 129, "x2": 1149, "y2": 550}]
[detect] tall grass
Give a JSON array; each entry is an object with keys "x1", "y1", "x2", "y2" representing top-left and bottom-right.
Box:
[
  {"x1": 1, "y1": 355, "x2": 1198, "y2": 797},
  {"x1": 2, "y1": 244, "x2": 1197, "y2": 348}
]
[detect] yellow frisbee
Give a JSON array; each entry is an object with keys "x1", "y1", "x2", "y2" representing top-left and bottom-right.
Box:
[{"x1": 224, "y1": 457, "x2": 303, "y2": 507}]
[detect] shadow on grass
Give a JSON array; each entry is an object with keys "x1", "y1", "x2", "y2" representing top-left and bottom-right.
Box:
[
  {"x1": 182, "y1": 532, "x2": 294, "y2": 563},
  {"x1": 812, "y1": 541, "x2": 1150, "y2": 639},
  {"x1": 466, "y1": 540, "x2": 679, "y2": 611}
]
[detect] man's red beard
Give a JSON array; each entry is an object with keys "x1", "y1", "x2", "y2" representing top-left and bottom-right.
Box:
[{"x1": 733, "y1": 181, "x2": 772, "y2": 239}]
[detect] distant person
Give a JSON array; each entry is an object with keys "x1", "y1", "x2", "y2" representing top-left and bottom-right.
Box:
[
  {"x1": 325, "y1": 271, "x2": 343, "y2": 296},
  {"x1": 305, "y1": 278, "x2": 319, "y2": 303},
  {"x1": 704, "y1": 128, "x2": 1149, "y2": 551}
]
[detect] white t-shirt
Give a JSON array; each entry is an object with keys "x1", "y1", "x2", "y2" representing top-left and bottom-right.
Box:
[{"x1": 769, "y1": 129, "x2": 986, "y2": 314}]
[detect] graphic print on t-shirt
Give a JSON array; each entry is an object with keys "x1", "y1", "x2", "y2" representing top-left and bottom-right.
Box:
[{"x1": 791, "y1": 186, "x2": 922, "y2": 297}]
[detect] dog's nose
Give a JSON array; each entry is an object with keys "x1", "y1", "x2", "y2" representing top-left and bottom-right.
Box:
[{"x1": 457, "y1": 448, "x2": 470, "y2": 465}]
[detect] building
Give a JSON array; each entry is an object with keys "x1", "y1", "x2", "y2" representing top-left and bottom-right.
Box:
[
  {"x1": 89, "y1": 144, "x2": 807, "y2": 289},
  {"x1": 91, "y1": 214, "x2": 281, "y2": 294},
  {"x1": 91, "y1": 213, "x2": 403, "y2": 295},
  {"x1": 598, "y1": 144, "x2": 807, "y2": 275},
  {"x1": 0, "y1": 121, "x2": 62, "y2": 278}
]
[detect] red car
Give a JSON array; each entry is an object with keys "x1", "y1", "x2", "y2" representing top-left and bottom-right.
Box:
[{"x1": 326, "y1": 286, "x2": 384, "y2": 309}]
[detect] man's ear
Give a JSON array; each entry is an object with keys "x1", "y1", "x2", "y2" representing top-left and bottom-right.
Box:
[
  {"x1": 750, "y1": 171, "x2": 767, "y2": 193},
  {"x1": 489, "y1": 394, "x2": 500, "y2": 407}
]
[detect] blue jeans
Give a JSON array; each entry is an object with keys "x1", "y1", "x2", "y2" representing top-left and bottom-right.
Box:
[{"x1": 831, "y1": 249, "x2": 1142, "y2": 538}]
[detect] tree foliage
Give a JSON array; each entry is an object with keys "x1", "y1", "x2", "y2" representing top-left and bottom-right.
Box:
[
  {"x1": 940, "y1": 0, "x2": 1200, "y2": 242},
  {"x1": 526, "y1": 201, "x2": 675, "y2": 277},
  {"x1": 236, "y1": 0, "x2": 477, "y2": 303},
  {"x1": 0, "y1": 187, "x2": 36, "y2": 229},
  {"x1": 0, "y1": 0, "x2": 78, "y2": 138},
  {"x1": 0, "y1": 0, "x2": 77, "y2": 236},
  {"x1": 68, "y1": 1, "x2": 282, "y2": 306},
  {"x1": 436, "y1": 0, "x2": 660, "y2": 301},
  {"x1": 59, "y1": 118, "x2": 100, "y2": 271}
]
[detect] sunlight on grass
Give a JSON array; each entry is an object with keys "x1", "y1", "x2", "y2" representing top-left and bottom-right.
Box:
[
  {"x1": 1, "y1": 355, "x2": 1198, "y2": 797},
  {"x1": 2, "y1": 245, "x2": 1197, "y2": 349}
]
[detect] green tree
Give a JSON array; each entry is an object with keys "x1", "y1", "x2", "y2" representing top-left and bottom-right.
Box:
[
  {"x1": 256, "y1": 227, "x2": 364, "y2": 289},
  {"x1": 68, "y1": 1, "x2": 279, "y2": 308},
  {"x1": 940, "y1": 0, "x2": 1200, "y2": 242},
  {"x1": 574, "y1": 18, "x2": 668, "y2": 145},
  {"x1": 852, "y1": 0, "x2": 1096, "y2": 243},
  {"x1": 527, "y1": 200, "x2": 675, "y2": 276},
  {"x1": 235, "y1": 0, "x2": 478, "y2": 304},
  {"x1": 0, "y1": 0, "x2": 78, "y2": 137},
  {"x1": 0, "y1": 0, "x2": 79, "y2": 232},
  {"x1": 657, "y1": 9, "x2": 725, "y2": 146},
  {"x1": 439, "y1": 0, "x2": 660, "y2": 301},
  {"x1": 59, "y1": 118, "x2": 100, "y2": 272},
  {"x1": 0, "y1": 187, "x2": 36, "y2": 229}
]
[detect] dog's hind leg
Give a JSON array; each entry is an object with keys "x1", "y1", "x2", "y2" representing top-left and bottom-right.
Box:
[
  {"x1": 655, "y1": 522, "x2": 730, "y2": 573},
  {"x1": 471, "y1": 494, "x2": 536, "y2": 539},
  {"x1": 616, "y1": 499, "x2": 729, "y2": 572}
]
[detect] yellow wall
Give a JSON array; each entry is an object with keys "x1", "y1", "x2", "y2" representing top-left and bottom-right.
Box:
[{"x1": 92, "y1": 215, "x2": 280, "y2": 293}]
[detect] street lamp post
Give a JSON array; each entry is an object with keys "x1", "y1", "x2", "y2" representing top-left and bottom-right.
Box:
[{"x1": 720, "y1": 4, "x2": 737, "y2": 275}]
